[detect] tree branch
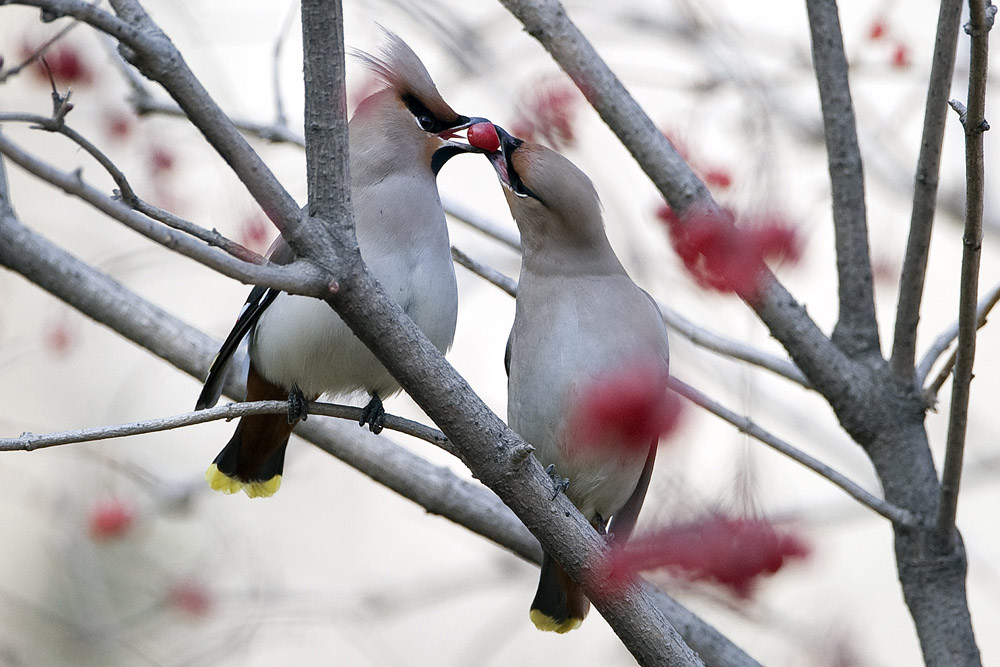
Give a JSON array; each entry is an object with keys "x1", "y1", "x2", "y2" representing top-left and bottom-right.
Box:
[
  {"x1": 890, "y1": 0, "x2": 966, "y2": 382},
  {"x1": 937, "y1": 0, "x2": 993, "y2": 547},
  {"x1": 804, "y1": 0, "x2": 879, "y2": 357},
  {"x1": 669, "y1": 378, "x2": 914, "y2": 526},
  {"x1": 0, "y1": 130, "x2": 322, "y2": 295},
  {"x1": 0, "y1": 399, "x2": 454, "y2": 455},
  {"x1": 917, "y1": 280, "x2": 1000, "y2": 389}
]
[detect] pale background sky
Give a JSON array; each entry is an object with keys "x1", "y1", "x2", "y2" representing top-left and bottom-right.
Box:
[{"x1": 1, "y1": 1, "x2": 998, "y2": 665}]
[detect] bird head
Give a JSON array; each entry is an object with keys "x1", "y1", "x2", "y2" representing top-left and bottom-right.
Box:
[
  {"x1": 479, "y1": 125, "x2": 606, "y2": 256},
  {"x1": 351, "y1": 30, "x2": 489, "y2": 175}
]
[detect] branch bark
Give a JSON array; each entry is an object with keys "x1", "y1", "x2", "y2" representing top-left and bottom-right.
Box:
[
  {"x1": 937, "y1": 0, "x2": 992, "y2": 550},
  {"x1": 804, "y1": 0, "x2": 879, "y2": 358},
  {"x1": 890, "y1": 0, "x2": 965, "y2": 381}
]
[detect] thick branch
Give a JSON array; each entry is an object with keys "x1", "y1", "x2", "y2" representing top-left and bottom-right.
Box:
[
  {"x1": 890, "y1": 0, "x2": 965, "y2": 381},
  {"x1": 937, "y1": 0, "x2": 992, "y2": 548},
  {"x1": 804, "y1": 0, "x2": 879, "y2": 357}
]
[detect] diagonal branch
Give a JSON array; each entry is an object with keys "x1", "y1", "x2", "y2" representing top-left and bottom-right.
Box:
[
  {"x1": 669, "y1": 377, "x2": 914, "y2": 526},
  {"x1": 937, "y1": 0, "x2": 993, "y2": 547},
  {"x1": 803, "y1": 0, "x2": 879, "y2": 358},
  {"x1": 0, "y1": 130, "x2": 322, "y2": 295},
  {"x1": 890, "y1": 0, "x2": 966, "y2": 382}
]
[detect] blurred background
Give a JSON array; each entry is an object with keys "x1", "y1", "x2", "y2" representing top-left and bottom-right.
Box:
[{"x1": 1, "y1": 1, "x2": 998, "y2": 665}]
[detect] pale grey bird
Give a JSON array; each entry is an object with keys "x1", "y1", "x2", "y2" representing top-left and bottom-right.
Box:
[
  {"x1": 195, "y1": 32, "x2": 487, "y2": 498},
  {"x1": 483, "y1": 126, "x2": 669, "y2": 632}
]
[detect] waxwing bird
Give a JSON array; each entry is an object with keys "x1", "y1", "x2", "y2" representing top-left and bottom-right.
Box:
[
  {"x1": 482, "y1": 126, "x2": 669, "y2": 632},
  {"x1": 196, "y1": 31, "x2": 488, "y2": 498}
]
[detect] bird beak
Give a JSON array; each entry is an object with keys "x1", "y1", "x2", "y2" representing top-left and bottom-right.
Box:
[
  {"x1": 485, "y1": 125, "x2": 522, "y2": 188},
  {"x1": 437, "y1": 116, "x2": 493, "y2": 153}
]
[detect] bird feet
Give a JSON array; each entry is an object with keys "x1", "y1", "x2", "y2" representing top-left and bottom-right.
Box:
[
  {"x1": 360, "y1": 392, "x2": 386, "y2": 434},
  {"x1": 545, "y1": 463, "x2": 570, "y2": 501},
  {"x1": 287, "y1": 385, "x2": 308, "y2": 424}
]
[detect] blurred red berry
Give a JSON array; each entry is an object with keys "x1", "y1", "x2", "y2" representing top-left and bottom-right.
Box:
[
  {"x1": 702, "y1": 168, "x2": 733, "y2": 190},
  {"x1": 891, "y1": 43, "x2": 911, "y2": 69},
  {"x1": 88, "y1": 498, "x2": 136, "y2": 541},
  {"x1": 868, "y1": 19, "x2": 887, "y2": 41},
  {"x1": 168, "y1": 580, "x2": 213, "y2": 618},
  {"x1": 105, "y1": 112, "x2": 133, "y2": 141},
  {"x1": 148, "y1": 146, "x2": 175, "y2": 175},
  {"x1": 23, "y1": 43, "x2": 94, "y2": 85},
  {"x1": 660, "y1": 205, "x2": 801, "y2": 297},
  {"x1": 45, "y1": 318, "x2": 76, "y2": 357},
  {"x1": 606, "y1": 515, "x2": 810, "y2": 598},
  {"x1": 570, "y1": 359, "x2": 681, "y2": 454},
  {"x1": 511, "y1": 80, "x2": 580, "y2": 149},
  {"x1": 238, "y1": 213, "x2": 272, "y2": 254}
]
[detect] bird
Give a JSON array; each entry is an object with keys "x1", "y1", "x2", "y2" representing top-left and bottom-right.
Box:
[
  {"x1": 480, "y1": 125, "x2": 669, "y2": 632},
  {"x1": 195, "y1": 30, "x2": 487, "y2": 498}
]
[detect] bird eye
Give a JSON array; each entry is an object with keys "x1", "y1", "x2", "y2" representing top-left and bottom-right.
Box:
[{"x1": 417, "y1": 114, "x2": 435, "y2": 131}]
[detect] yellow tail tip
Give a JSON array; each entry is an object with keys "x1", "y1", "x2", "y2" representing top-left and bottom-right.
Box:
[
  {"x1": 205, "y1": 464, "x2": 281, "y2": 498},
  {"x1": 530, "y1": 609, "x2": 583, "y2": 633}
]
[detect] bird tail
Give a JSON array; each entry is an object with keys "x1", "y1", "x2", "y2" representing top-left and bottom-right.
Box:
[
  {"x1": 205, "y1": 415, "x2": 290, "y2": 498},
  {"x1": 530, "y1": 552, "x2": 590, "y2": 633},
  {"x1": 205, "y1": 365, "x2": 293, "y2": 498}
]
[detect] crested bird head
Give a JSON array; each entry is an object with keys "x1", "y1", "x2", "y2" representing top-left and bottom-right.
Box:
[
  {"x1": 351, "y1": 29, "x2": 488, "y2": 175},
  {"x1": 480, "y1": 125, "x2": 611, "y2": 265}
]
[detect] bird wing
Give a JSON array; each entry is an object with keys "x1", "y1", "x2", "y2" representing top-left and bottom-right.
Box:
[
  {"x1": 195, "y1": 285, "x2": 280, "y2": 410},
  {"x1": 607, "y1": 441, "x2": 657, "y2": 544}
]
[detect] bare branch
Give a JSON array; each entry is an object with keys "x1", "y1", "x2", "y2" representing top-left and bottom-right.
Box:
[
  {"x1": 451, "y1": 246, "x2": 517, "y2": 296},
  {"x1": 891, "y1": 0, "x2": 966, "y2": 382},
  {"x1": 669, "y1": 377, "x2": 914, "y2": 526},
  {"x1": 804, "y1": 0, "x2": 879, "y2": 357},
  {"x1": 442, "y1": 192, "x2": 522, "y2": 251},
  {"x1": 917, "y1": 281, "x2": 1000, "y2": 388},
  {"x1": 0, "y1": 399, "x2": 453, "y2": 454},
  {"x1": 0, "y1": 130, "x2": 321, "y2": 295},
  {"x1": 937, "y1": 0, "x2": 992, "y2": 547}
]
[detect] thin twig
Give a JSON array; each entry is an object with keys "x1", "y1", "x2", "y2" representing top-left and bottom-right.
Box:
[
  {"x1": 271, "y1": 0, "x2": 299, "y2": 128},
  {"x1": 917, "y1": 280, "x2": 1000, "y2": 388},
  {"x1": 937, "y1": 0, "x2": 992, "y2": 546},
  {"x1": 0, "y1": 130, "x2": 324, "y2": 295},
  {"x1": 0, "y1": 399, "x2": 453, "y2": 455},
  {"x1": 451, "y1": 246, "x2": 517, "y2": 296},
  {"x1": 668, "y1": 377, "x2": 915, "y2": 526},
  {"x1": 441, "y1": 192, "x2": 521, "y2": 251},
  {"x1": 890, "y1": 0, "x2": 965, "y2": 383}
]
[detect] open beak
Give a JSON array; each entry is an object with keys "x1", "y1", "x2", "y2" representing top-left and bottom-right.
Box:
[{"x1": 485, "y1": 125, "x2": 522, "y2": 188}]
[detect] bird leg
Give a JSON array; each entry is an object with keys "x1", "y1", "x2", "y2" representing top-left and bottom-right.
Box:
[
  {"x1": 360, "y1": 392, "x2": 386, "y2": 434},
  {"x1": 286, "y1": 384, "x2": 308, "y2": 424},
  {"x1": 544, "y1": 463, "x2": 570, "y2": 501}
]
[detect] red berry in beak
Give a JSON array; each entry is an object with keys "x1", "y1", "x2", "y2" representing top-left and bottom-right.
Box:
[{"x1": 468, "y1": 122, "x2": 500, "y2": 152}]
